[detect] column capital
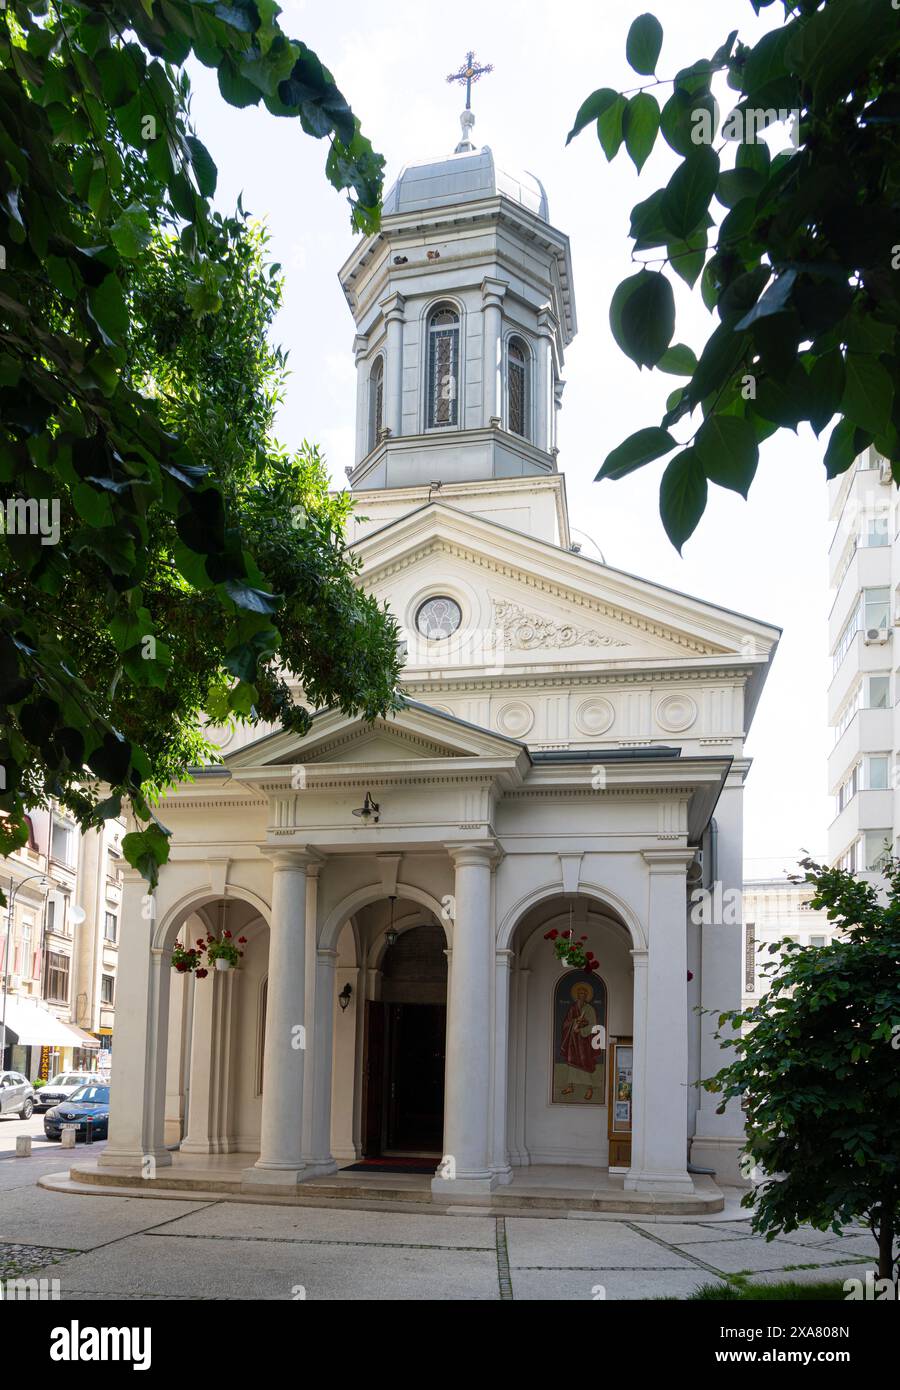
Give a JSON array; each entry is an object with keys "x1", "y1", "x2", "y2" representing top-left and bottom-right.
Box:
[
  {"x1": 380, "y1": 290, "x2": 406, "y2": 323},
  {"x1": 641, "y1": 847, "x2": 695, "y2": 872},
  {"x1": 481, "y1": 275, "x2": 508, "y2": 307},
  {"x1": 316, "y1": 946, "x2": 339, "y2": 963},
  {"x1": 446, "y1": 839, "x2": 503, "y2": 869},
  {"x1": 496, "y1": 948, "x2": 515, "y2": 965},
  {"x1": 537, "y1": 303, "x2": 559, "y2": 335},
  {"x1": 267, "y1": 847, "x2": 325, "y2": 874},
  {"x1": 352, "y1": 332, "x2": 369, "y2": 363}
]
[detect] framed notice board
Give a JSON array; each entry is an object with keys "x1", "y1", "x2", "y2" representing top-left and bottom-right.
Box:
[{"x1": 607, "y1": 1037, "x2": 633, "y2": 1169}]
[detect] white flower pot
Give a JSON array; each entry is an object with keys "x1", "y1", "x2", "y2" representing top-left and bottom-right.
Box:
[{"x1": 215, "y1": 958, "x2": 232, "y2": 972}]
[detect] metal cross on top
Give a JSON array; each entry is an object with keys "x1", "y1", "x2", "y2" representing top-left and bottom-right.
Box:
[{"x1": 446, "y1": 51, "x2": 494, "y2": 111}]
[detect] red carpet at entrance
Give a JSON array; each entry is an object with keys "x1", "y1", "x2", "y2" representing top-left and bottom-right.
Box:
[{"x1": 342, "y1": 1157, "x2": 438, "y2": 1175}]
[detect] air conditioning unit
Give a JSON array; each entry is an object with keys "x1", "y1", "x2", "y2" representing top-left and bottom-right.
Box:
[
  {"x1": 879, "y1": 460, "x2": 893, "y2": 485},
  {"x1": 865, "y1": 628, "x2": 890, "y2": 644}
]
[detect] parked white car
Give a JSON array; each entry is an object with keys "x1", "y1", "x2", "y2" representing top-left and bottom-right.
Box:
[
  {"x1": 0, "y1": 1071, "x2": 35, "y2": 1119},
  {"x1": 35, "y1": 1071, "x2": 95, "y2": 1112}
]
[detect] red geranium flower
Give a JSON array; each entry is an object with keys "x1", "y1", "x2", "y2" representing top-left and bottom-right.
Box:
[
  {"x1": 224, "y1": 930, "x2": 232, "y2": 939},
  {"x1": 563, "y1": 929, "x2": 573, "y2": 938},
  {"x1": 237, "y1": 936, "x2": 247, "y2": 944},
  {"x1": 544, "y1": 929, "x2": 559, "y2": 940},
  {"x1": 196, "y1": 968, "x2": 209, "y2": 979},
  {"x1": 687, "y1": 970, "x2": 694, "y2": 982},
  {"x1": 580, "y1": 935, "x2": 588, "y2": 941}
]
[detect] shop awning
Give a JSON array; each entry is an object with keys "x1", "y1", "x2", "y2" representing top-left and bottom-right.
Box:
[{"x1": 1, "y1": 996, "x2": 100, "y2": 1048}]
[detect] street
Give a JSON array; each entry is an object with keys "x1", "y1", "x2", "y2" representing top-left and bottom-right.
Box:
[{"x1": 0, "y1": 1113, "x2": 881, "y2": 1301}]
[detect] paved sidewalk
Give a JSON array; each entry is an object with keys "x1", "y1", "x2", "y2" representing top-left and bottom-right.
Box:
[{"x1": 0, "y1": 1132, "x2": 879, "y2": 1300}]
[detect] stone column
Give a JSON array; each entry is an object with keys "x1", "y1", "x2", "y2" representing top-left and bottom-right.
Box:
[
  {"x1": 625, "y1": 849, "x2": 695, "y2": 1193},
  {"x1": 380, "y1": 291, "x2": 405, "y2": 438},
  {"x1": 433, "y1": 841, "x2": 499, "y2": 1196},
  {"x1": 691, "y1": 774, "x2": 750, "y2": 1184},
  {"x1": 490, "y1": 948, "x2": 514, "y2": 1183},
  {"x1": 244, "y1": 849, "x2": 321, "y2": 1187},
  {"x1": 481, "y1": 277, "x2": 507, "y2": 426},
  {"x1": 308, "y1": 946, "x2": 338, "y2": 1174},
  {"x1": 535, "y1": 306, "x2": 556, "y2": 453},
  {"x1": 510, "y1": 964, "x2": 531, "y2": 1167},
  {"x1": 625, "y1": 949, "x2": 648, "y2": 1178},
  {"x1": 181, "y1": 964, "x2": 238, "y2": 1155},
  {"x1": 100, "y1": 872, "x2": 171, "y2": 1172},
  {"x1": 353, "y1": 332, "x2": 369, "y2": 463}
]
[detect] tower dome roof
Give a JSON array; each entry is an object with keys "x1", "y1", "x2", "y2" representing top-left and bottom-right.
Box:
[{"x1": 382, "y1": 144, "x2": 549, "y2": 222}]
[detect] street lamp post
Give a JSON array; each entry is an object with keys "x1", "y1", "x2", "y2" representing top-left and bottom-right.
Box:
[{"x1": 1, "y1": 871, "x2": 50, "y2": 1067}]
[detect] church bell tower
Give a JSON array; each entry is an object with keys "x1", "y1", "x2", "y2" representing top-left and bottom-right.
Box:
[{"x1": 338, "y1": 58, "x2": 577, "y2": 504}]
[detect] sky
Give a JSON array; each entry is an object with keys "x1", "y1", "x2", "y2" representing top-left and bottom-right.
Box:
[{"x1": 184, "y1": 0, "x2": 832, "y2": 877}]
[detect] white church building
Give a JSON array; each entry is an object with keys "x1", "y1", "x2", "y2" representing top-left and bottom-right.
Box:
[{"x1": 69, "y1": 107, "x2": 780, "y2": 1213}]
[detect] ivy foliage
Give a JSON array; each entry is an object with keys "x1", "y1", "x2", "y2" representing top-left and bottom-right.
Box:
[
  {"x1": 0, "y1": 2, "x2": 395, "y2": 888},
  {"x1": 703, "y1": 855, "x2": 900, "y2": 1281},
  {"x1": 569, "y1": 1, "x2": 900, "y2": 550}
]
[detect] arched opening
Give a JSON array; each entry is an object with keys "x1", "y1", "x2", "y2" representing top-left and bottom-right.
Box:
[
  {"x1": 426, "y1": 303, "x2": 460, "y2": 428},
  {"x1": 331, "y1": 898, "x2": 448, "y2": 1167},
  {"x1": 505, "y1": 893, "x2": 634, "y2": 1171},
  {"x1": 162, "y1": 897, "x2": 268, "y2": 1153},
  {"x1": 367, "y1": 354, "x2": 384, "y2": 452},
  {"x1": 507, "y1": 334, "x2": 529, "y2": 438}
]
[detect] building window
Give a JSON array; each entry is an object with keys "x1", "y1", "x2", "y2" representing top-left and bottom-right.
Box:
[
  {"x1": 867, "y1": 674, "x2": 891, "y2": 708},
  {"x1": 865, "y1": 830, "x2": 892, "y2": 870},
  {"x1": 104, "y1": 911, "x2": 117, "y2": 943},
  {"x1": 50, "y1": 817, "x2": 76, "y2": 868},
  {"x1": 100, "y1": 974, "x2": 115, "y2": 1006},
  {"x1": 46, "y1": 899, "x2": 56, "y2": 934},
  {"x1": 427, "y1": 304, "x2": 459, "y2": 428},
  {"x1": 833, "y1": 598, "x2": 861, "y2": 672},
  {"x1": 863, "y1": 512, "x2": 890, "y2": 547},
  {"x1": 368, "y1": 355, "x2": 384, "y2": 452},
  {"x1": 507, "y1": 336, "x2": 529, "y2": 438},
  {"x1": 20, "y1": 922, "x2": 31, "y2": 978},
  {"x1": 836, "y1": 763, "x2": 859, "y2": 813},
  {"x1": 865, "y1": 753, "x2": 890, "y2": 790},
  {"x1": 865, "y1": 586, "x2": 890, "y2": 632},
  {"x1": 810, "y1": 935, "x2": 826, "y2": 947},
  {"x1": 45, "y1": 951, "x2": 70, "y2": 1005}
]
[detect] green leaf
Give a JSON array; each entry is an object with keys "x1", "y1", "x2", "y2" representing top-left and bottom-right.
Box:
[
  {"x1": 623, "y1": 92, "x2": 660, "y2": 173},
  {"x1": 667, "y1": 231, "x2": 707, "y2": 288},
  {"x1": 223, "y1": 580, "x2": 281, "y2": 615},
  {"x1": 567, "y1": 88, "x2": 618, "y2": 144},
  {"x1": 841, "y1": 354, "x2": 894, "y2": 436},
  {"x1": 626, "y1": 13, "x2": 664, "y2": 76},
  {"x1": 186, "y1": 135, "x2": 218, "y2": 197},
  {"x1": 809, "y1": 350, "x2": 846, "y2": 437},
  {"x1": 86, "y1": 274, "x2": 128, "y2": 347},
  {"x1": 218, "y1": 57, "x2": 263, "y2": 107},
  {"x1": 823, "y1": 418, "x2": 872, "y2": 479},
  {"x1": 110, "y1": 203, "x2": 152, "y2": 259},
  {"x1": 611, "y1": 269, "x2": 675, "y2": 369},
  {"x1": 121, "y1": 823, "x2": 171, "y2": 890},
  {"x1": 659, "y1": 449, "x2": 707, "y2": 552},
  {"x1": 657, "y1": 344, "x2": 698, "y2": 376},
  {"x1": 660, "y1": 146, "x2": 719, "y2": 240},
  {"x1": 694, "y1": 415, "x2": 759, "y2": 497},
  {"x1": 597, "y1": 94, "x2": 627, "y2": 161},
  {"x1": 597, "y1": 427, "x2": 677, "y2": 481}
]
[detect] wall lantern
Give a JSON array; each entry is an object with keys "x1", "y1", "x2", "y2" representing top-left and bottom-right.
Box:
[
  {"x1": 352, "y1": 791, "x2": 380, "y2": 824},
  {"x1": 338, "y1": 983, "x2": 353, "y2": 1012}
]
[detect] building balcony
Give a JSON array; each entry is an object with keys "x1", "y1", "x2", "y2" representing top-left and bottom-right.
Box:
[
  {"x1": 828, "y1": 545, "x2": 893, "y2": 649},
  {"x1": 828, "y1": 787, "x2": 896, "y2": 855},
  {"x1": 828, "y1": 632, "x2": 893, "y2": 724},
  {"x1": 828, "y1": 707, "x2": 894, "y2": 791}
]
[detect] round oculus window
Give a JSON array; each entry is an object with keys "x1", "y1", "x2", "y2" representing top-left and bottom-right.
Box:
[{"x1": 415, "y1": 595, "x2": 462, "y2": 640}]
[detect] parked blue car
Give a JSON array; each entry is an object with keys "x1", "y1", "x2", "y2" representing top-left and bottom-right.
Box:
[{"x1": 44, "y1": 1084, "x2": 110, "y2": 1141}]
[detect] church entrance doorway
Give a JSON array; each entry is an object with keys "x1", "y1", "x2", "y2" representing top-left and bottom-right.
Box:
[{"x1": 361, "y1": 922, "x2": 447, "y2": 1157}]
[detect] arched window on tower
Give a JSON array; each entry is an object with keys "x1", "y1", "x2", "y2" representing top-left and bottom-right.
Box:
[
  {"x1": 507, "y1": 336, "x2": 529, "y2": 439},
  {"x1": 427, "y1": 304, "x2": 459, "y2": 428},
  {"x1": 368, "y1": 355, "x2": 384, "y2": 452}
]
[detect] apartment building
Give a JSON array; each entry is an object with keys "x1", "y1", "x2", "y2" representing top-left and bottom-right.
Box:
[
  {"x1": 1, "y1": 804, "x2": 124, "y2": 1079},
  {"x1": 741, "y1": 877, "x2": 833, "y2": 1011},
  {"x1": 827, "y1": 447, "x2": 897, "y2": 876}
]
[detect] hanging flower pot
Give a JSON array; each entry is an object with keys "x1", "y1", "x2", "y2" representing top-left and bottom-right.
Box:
[
  {"x1": 170, "y1": 942, "x2": 205, "y2": 974},
  {"x1": 205, "y1": 932, "x2": 246, "y2": 973},
  {"x1": 544, "y1": 921, "x2": 599, "y2": 973}
]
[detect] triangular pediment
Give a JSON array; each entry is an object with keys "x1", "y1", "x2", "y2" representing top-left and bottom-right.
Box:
[
  {"x1": 351, "y1": 502, "x2": 780, "y2": 667},
  {"x1": 223, "y1": 700, "x2": 531, "y2": 775}
]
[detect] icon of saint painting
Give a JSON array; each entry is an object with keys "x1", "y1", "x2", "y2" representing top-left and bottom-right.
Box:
[{"x1": 552, "y1": 971, "x2": 606, "y2": 1104}]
